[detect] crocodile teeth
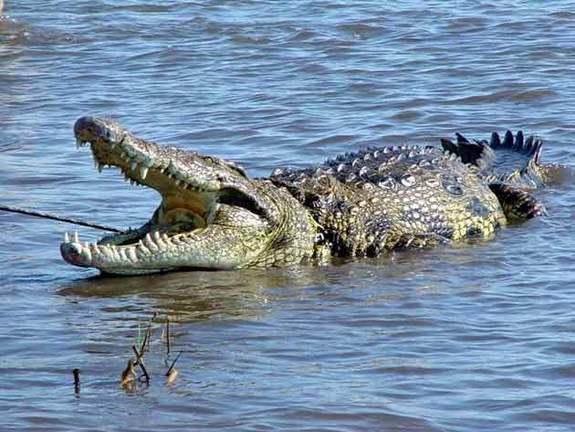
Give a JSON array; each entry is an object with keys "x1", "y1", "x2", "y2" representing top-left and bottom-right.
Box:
[
  {"x1": 137, "y1": 240, "x2": 150, "y2": 255},
  {"x1": 64, "y1": 232, "x2": 70, "y2": 242},
  {"x1": 73, "y1": 231, "x2": 79, "y2": 243},
  {"x1": 119, "y1": 249, "x2": 128, "y2": 261},
  {"x1": 82, "y1": 247, "x2": 92, "y2": 262},
  {"x1": 144, "y1": 233, "x2": 158, "y2": 250},
  {"x1": 130, "y1": 161, "x2": 138, "y2": 172},
  {"x1": 127, "y1": 248, "x2": 137, "y2": 262},
  {"x1": 139, "y1": 166, "x2": 149, "y2": 180}
]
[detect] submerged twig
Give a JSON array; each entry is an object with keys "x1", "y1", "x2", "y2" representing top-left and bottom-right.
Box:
[
  {"x1": 145, "y1": 312, "x2": 157, "y2": 352},
  {"x1": 72, "y1": 368, "x2": 81, "y2": 394},
  {"x1": 166, "y1": 317, "x2": 171, "y2": 356},
  {"x1": 132, "y1": 345, "x2": 150, "y2": 384},
  {"x1": 165, "y1": 351, "x2": 182, "y2": 385},
  {"x1": 120, "y1": 359, "x2": 136, "y2": 386}
]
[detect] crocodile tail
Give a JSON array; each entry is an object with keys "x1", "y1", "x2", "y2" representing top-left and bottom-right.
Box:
[
  {"x1": 440, "y1": 133, "x2": 494, "y2": 170},
  {"x1": 443, "y1": 130, "x2": 568, "y2": 189},
  {"x1": 488, "y1": 183, "x2": 546, "y2": 223}
]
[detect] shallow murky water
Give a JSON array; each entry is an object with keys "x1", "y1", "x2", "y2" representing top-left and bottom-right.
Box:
[{"x1": 1, "y1": 1, "x2": 575, "y2": 430}]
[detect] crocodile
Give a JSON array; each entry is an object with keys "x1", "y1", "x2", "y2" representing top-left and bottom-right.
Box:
[{"x1": 61, "y1": 116, "x2": 563, "y2": 275}]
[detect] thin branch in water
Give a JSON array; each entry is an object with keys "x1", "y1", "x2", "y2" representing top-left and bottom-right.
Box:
[
  {"x1": 73, "y1": 368, "x2": 81, "y2": 395},
  {"x1": 165, "y1": 351, "x2": 182, "y2": 385},
  {"x1": 132, "y1": 345, "x2": 150, "y2": 384},
  {"x1": 145, "y1": 312, "x2": 157, "y2": 352},
  {"x1": 120, "y1": 359, "x2": 136, "y2": 386},
  {"x1": 166, "y1": 316, "x2": 171, "y2": 356}
]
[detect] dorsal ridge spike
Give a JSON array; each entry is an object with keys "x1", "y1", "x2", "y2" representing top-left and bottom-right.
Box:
[
  {"x1": 503, "y1": 130, "x2": 514, "y2": 147},
  {"x1": 490, "y1": 131, "x2": 501, "y2": 148},
  {"x1": 524, "y1": 135, "x2": 534, "y2": 154},
  {"x1": 455, "y1": 132, "x2": 470, "y2": 144},
  {"x1": 514, "y1": 130, "x2": 524, "y2": 150}
]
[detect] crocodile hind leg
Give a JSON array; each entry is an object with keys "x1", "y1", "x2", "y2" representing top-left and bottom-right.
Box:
[{"x1": 489, "y1": 183, "x2": 546, "y2": 223}]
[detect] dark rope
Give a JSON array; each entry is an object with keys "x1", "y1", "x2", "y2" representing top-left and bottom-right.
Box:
[{"x1": 0, "y1": 205, "x2": 122, "y2": 232}]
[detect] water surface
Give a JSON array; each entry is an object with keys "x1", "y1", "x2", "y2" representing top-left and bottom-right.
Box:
[{"x1": 1, "y1": 1, "x2": 575, "y2": 431}]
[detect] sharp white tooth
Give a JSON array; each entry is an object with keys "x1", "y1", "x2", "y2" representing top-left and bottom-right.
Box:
[
  {"x1": 82, "y1": 247, "x2": 92, "y2": 263},
  {"x1": 161, "y1": 233, "x2": 170, "y2": 243},
  {"x1": 119, "y1": 248, "x2": 128, "y2": 261},
  {"x1": 140, "y1": 166, "x2": 149, "y2": 180},
  {"x1": 73, "y1": 231, "x2": 79, "y2": 243},
  {"x1": 130, "y1": 179, "x2": 136, "y2": 186},
  {"x1": 144, "y1": 233, "x2": 158, "y2": 251},
  {"x1": 153, "y1": 231, "x2": 166, "y2": 247},
  {"x1": 127, "y1": 248, "x2": 137, "y2": 262},
  {"x1": 64, "y1": 232, "x2": 70, "y2": 243},
  {"x1": 131, "y1": 161, "x2": 138, "y2": 171},
  {"x1": 137, "y1": 240, "x2": 148, "y2": 252},
  {"x1": 111, "y1": 247, "x2": 121, "y2": 260}
]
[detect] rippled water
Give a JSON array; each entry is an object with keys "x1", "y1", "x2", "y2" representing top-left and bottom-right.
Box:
[{"x1": 1, "y1": 1, "x2": 575, "y2": 430}]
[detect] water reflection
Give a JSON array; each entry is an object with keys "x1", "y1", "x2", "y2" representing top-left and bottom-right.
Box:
[
  {"x1": 56, "y1": 243, "x2": 492, "y2": 322},
  {"x1": 58, "y1": 267, "x2": 337, "y2": 322}
]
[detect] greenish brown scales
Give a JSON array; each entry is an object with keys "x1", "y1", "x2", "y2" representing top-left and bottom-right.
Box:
[
  {"x1": 61, "y1": 117, "x2": 566, "y2": 275},
  {"x1": 271, "y1": 144, "x2": 508, "y2": 256}
]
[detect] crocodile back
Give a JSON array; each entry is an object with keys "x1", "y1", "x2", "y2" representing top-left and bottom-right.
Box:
[{"x1": 271, "y1": 145, "x2": 506, "y2": 257}]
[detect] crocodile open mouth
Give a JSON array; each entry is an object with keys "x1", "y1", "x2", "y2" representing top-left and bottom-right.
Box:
[
  {"x1": 59, "y1": 116, "x2": 286, "y2": 275},
  {"x1": 60, "y1": 139, "x2": 216, "y2": 272},
  {"x1": 59, "y1": 116, "x2": 258, "y2": 274},
  {"x1": 82, "y1": 131, "x2": 217, "y2": 232}
]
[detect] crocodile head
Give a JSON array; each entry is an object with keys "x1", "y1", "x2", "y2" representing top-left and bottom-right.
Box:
[{"x1": 60, "y1": 117, "x2": 317, "y2": 275}]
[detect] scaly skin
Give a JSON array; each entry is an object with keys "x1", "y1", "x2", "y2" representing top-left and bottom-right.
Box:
[
  {"x1": 61, "y1": 117, "x2": 553, "y2": 275},
  {"x1": 270, "y1": 145, "x2": 507, "y2": 257},
  {"x1": 61, "y1": 117, "x2": 319, "y2": 274}
]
